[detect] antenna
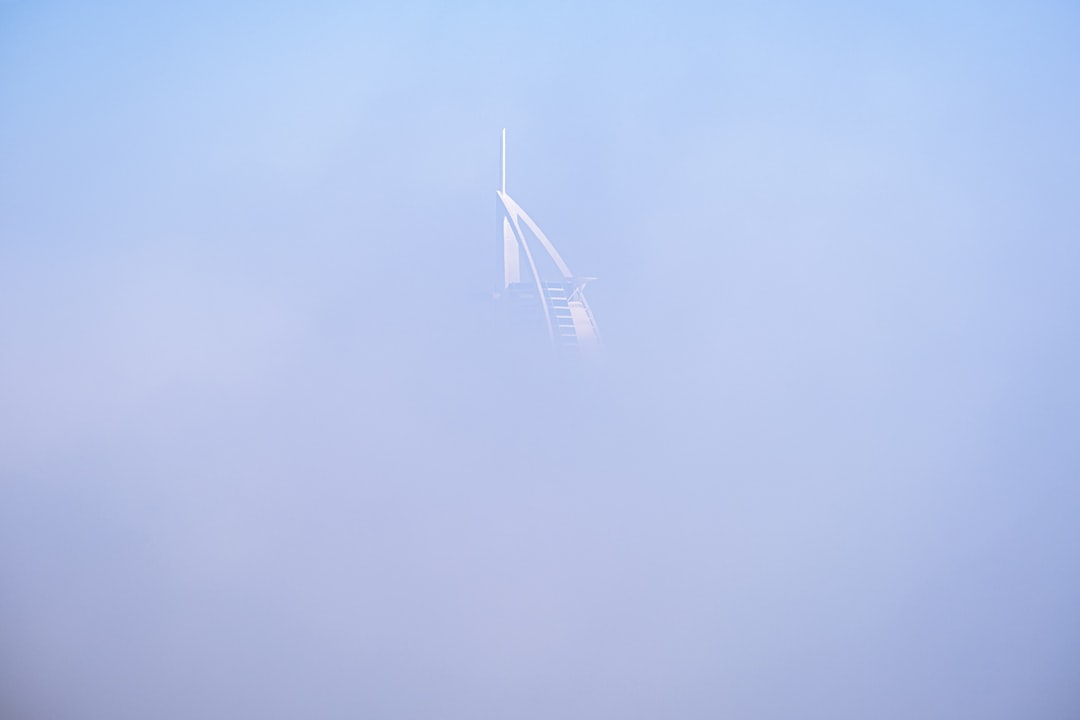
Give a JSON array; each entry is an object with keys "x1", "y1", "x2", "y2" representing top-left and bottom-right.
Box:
[{"x1": 501, "y1": 128, "x2": 506, "y2": 194}]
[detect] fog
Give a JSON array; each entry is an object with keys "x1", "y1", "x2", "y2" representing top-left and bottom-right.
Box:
[{"x1": 2, "y1": 2, "x2": 1079, "y2": 718}]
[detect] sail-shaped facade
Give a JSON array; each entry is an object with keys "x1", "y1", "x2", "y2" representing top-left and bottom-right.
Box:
[{"x1": 495, "y1": 130, "x2": 600, "y2": 359}]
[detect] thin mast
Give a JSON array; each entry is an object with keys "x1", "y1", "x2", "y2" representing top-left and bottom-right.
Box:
[{"x1": 501, "y1": 128, "x2": 506, "y2": 194}]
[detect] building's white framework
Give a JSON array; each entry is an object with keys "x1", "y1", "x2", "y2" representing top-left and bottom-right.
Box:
[{"x1": 495, "y1": 129, "x2": 600, "y2": 357}]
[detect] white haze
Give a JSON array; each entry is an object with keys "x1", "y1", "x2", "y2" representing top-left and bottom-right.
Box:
[{"x1": 1, "y1": 2, "x2": 1079, "y2": 718}]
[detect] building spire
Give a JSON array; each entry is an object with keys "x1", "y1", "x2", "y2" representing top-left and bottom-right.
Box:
[{"x1": 494, "y1": 129, "x2": 601, "y2": 357}]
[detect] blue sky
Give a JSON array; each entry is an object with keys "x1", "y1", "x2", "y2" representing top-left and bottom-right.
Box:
[{"x1": 2, "y1": 2, "x2": 1079, "y2": 718}]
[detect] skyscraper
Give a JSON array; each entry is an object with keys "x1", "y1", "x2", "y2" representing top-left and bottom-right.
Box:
[{"x1": 495, "y1": 130, "x2": 600, "y2": 359}]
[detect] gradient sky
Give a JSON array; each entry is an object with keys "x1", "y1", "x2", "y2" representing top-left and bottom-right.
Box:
[{"x1": 2, "y1": 2, "x2": 1079, "y2": 719}]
